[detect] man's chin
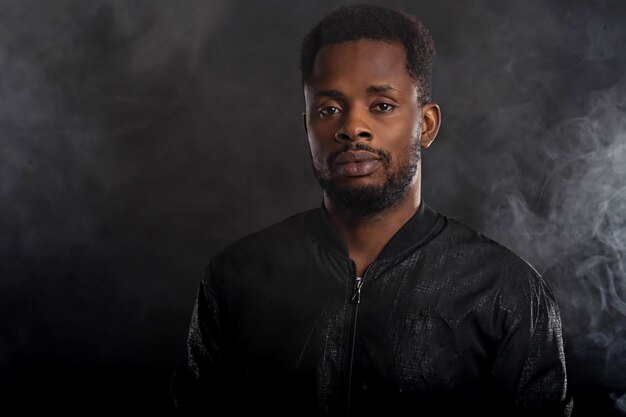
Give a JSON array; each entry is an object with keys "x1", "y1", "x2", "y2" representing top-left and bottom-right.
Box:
[
  {"x1": 326, "y1": 179, "x2": 387, "y2": 197},
  {"x1": 323, "y1": 184, "x2": 395, "y2": 217},
  {"x1": 330, "y1": 174, "x2": 387, "y2": 189}
]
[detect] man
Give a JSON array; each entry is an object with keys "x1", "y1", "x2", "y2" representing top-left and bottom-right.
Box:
[{"x1": 171, "y1": 4, "x2": 573, "y2": 416}]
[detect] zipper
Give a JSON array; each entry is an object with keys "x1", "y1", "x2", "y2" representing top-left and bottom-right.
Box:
[{"x1": 346, "y1": 259, "x2": 370, "y2": 416}]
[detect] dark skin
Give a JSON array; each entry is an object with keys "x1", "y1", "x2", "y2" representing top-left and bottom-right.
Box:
[{"x1": 303, "y1": 39, "x2": 441, "y2": 276}]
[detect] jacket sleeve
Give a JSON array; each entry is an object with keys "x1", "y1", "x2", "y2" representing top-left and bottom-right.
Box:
[
  {"x1": 170, "y1": 261, "x2": 232, "y2": 409},
  {"x1": 490, "y1": 271, "x2": 574, "y2": 416}
]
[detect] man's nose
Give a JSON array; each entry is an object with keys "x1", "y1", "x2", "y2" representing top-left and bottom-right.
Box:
[{"x1": 334, "y1": 109, "x2": 373, "y2": 142}]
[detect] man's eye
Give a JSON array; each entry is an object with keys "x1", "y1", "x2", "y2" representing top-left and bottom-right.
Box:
[
  {"x1": 374, "y1": 103, "x2": 395, "y2": 112},
  {"x1": 319, "y1": 106, "x2": 340, "y2": 117}
]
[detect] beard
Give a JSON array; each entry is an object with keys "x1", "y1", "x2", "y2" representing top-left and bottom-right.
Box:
[{"x1": 311, "y1": 137, "x2": 421, "y2": 220}]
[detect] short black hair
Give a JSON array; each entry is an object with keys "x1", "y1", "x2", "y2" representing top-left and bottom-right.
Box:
[{"x1": 300, "y1": 4, "x2": 435, "y2": 104}]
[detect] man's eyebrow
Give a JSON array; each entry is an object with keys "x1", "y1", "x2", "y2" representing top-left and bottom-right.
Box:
[
  {"x1": 314, "y1": 89, "x2": 343, "y2": 100},
  {"x1": 313, "y1": 85, "x2": 398, "y2": 100},
  {"x1": 366, "y1": 84, "x2": 398, "y2": 94}
]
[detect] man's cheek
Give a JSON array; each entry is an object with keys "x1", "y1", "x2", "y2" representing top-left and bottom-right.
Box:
[{"x1": 310, "y1": 149, "x2": 329, "y2": 173}]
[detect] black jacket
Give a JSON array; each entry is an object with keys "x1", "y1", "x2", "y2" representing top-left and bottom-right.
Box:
[{"x1": 171, "y1": 201, "x2": 573, "y2": 416}]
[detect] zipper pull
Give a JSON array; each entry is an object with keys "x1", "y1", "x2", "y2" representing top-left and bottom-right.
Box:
[{"x1": 351, "y1": 277, "x2": 363, "y2": 304}]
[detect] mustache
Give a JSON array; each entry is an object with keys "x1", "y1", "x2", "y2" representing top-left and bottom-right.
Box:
[{"x1": 327, "y1": 143, "x2": 391, "y2": 166}]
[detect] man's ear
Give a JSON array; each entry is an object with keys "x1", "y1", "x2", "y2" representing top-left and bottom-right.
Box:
[
  {"x1": 302, "y1": 112, "x2": 308, "y2": 137},
  {"x1": 420, "y1": 103, "x2": 441, "y2": 149}
]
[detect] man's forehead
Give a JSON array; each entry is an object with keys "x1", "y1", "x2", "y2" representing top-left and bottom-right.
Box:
[
  {"x1": 312, "y1": 40, "x2": 407, "y2": 78},
  {"x1": 305, "y1": 39, "x2": 417, "y2": 97}
]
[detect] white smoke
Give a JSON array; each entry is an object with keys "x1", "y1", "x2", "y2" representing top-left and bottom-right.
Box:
[
  {"x1": 484, "y1": 54, "x2": 626, "y2": 416},
  {"x1": 0, "y1": 0, "x2": 229, "y2": 367},
  {"x1": 0, "y1": 0, "x2": 228, "y2": 255},
  {"x1": 429, "y1": 0, "x2": 626, "y2": 412}
]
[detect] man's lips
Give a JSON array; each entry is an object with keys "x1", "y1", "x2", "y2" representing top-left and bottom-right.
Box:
[
  {"x1": 334, "y1": 150, "x2": 381, "y2": 164},
  {"x1": 333, "y1": 150, "x2": 383, "y2": 177}
]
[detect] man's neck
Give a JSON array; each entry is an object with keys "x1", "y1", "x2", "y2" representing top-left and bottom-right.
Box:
[{"x1": 323, "y1": 183, "x2": 421, "y2": 276}]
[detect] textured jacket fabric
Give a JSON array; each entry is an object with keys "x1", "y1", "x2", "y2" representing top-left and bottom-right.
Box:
[{"x1": 171, "y1": 201, "x2": 573, "y2": 416}]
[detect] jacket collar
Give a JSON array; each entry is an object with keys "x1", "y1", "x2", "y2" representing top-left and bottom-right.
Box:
[{"x1": 313, "y1": 198, "x2": 442, "y2": 260}]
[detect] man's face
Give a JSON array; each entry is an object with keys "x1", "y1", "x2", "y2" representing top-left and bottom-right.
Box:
[{"x1": 303, "y1": 39, "x2": 424, "y2": 218}]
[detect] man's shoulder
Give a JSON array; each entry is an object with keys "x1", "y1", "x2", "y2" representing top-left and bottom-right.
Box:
[
  {"x1": 209, "y1": 207, "x2": 319, "y2": 268},
  {"x1": 438, "y1": 216, "x2": 536, "y2": 267},
  {"x1": 435, "y1": 215, "x2": 546, "y2": 291},
  {"x1": 431, "y1": 215, "x2": 561, "y2": 318}
]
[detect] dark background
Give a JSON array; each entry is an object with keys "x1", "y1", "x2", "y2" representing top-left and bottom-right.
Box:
[{"x1": 1, "y1": 0, "x2": 625, "y2": 414}]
